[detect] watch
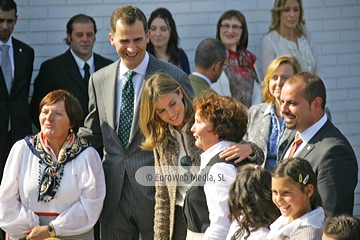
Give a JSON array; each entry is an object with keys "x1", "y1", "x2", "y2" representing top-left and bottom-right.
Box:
[{"x1": 47, "y1": 224, "x2": 56, "y2": 237}]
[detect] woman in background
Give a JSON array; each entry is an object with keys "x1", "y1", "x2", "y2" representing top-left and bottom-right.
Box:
[
  {"x1": 260, "y1": 0, "x2": 321, "y2": 76},
  {"x1": 212, "y1": 9, "x2": 261, "y2": 108},
  {"x1": 147, "y1": 7, "x2": 190, "y2": 74}
]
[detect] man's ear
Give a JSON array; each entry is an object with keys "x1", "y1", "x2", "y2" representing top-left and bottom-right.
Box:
[
  {"x1": 313, "y1": 97, "x2": 322, "y2": 110},
  {"x1": 213, "y1": 61, "x2": 222, "y2": 72},
  {"x1": 108, "y1": 33, "x2": 115, "y2": 46}
]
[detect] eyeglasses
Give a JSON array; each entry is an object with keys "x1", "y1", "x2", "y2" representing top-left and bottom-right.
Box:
[
  {"x1": 180, "y1": 155, "x2": 191, "y2": 168},
  {"x1": 220, "y1": 24, "x2": 243, "y2": 31}
]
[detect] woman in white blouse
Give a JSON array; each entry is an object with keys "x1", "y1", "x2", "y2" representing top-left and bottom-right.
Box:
[
  {"x1": 260, "y1": 0, "x2": 321, "y2": 77},
  {"x1": 0, "y1": 90, "x2": 105, "y2": 240}
]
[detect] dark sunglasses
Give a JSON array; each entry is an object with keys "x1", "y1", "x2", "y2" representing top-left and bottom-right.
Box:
[{"x1": 180, "y1": 155, "x2": 191, "y2": 167}]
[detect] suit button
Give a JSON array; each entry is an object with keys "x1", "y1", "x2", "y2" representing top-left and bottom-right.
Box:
[
  {"x1": 120, "y1": 175, "x2": 124, "y2": 179},
  {"x1": 124, "y1": 155, "x2": 128, "y2": 159}
]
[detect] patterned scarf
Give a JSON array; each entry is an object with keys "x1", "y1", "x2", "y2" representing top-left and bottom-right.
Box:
[
  {"x1": 25, "y1": 132, "x2": 90, "y2": 202},
  {"x1": 225, "y1": 48, "x2": 258, "y2": 108}
]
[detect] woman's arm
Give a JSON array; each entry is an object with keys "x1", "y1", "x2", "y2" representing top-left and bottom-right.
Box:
[{"x1": 0, "y1": 141, "x2": 39, "y2": 238}]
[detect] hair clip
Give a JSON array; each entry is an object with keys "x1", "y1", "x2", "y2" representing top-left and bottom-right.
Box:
[
  {"x1": 254, "y1": 165, "x2": 259, "y2": 170},
  {"x1": 298, "y1": 174, "x2": 303, "y2": 183},
  {"x1": 302, "y1": 174, "x2": 309, "y2": 185}
]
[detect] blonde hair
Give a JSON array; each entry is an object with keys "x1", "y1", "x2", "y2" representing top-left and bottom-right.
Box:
[
  {"x1": 139, "y1": 73, "x2": 194, "y2": 150},
  {"x1": 261, "y1": 55, "x2": 302, "y2": 104},
  {"x1": 269, "y1": 0, "x2": 306, "y2": 37}
]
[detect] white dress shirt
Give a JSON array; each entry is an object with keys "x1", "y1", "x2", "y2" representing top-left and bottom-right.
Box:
[
  {"x1": 284, "y1": 113, "x2": 327, "y2": 158},
  {"x1": 200, "y1": 141, "x2": 238, "y2": 240},
  {"x1": 115, "y1": 52, "x2": 149, "y2": 132},
  {"x1": 191, "y1": 72, "x2": 212, "y2": 86},
  {"x1": 0, "y1": 36, "x2": 15, "y2": 78},
  {"x1": 70, "y1": 49, "x2": 95, "y2": 77}
]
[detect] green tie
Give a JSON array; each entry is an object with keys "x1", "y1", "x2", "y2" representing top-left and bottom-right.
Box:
[{"x1": 118, "y1": 70, "x2": 136, "y2": 149}]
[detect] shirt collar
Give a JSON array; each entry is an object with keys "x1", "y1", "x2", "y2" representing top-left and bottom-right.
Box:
[
  {"x1": 1, "y1": 36, "x2": 13, "y2": 47},
  {"x1": 191, "y1": 72, "x2": 212, "y2": 86},
  {"x1": 70, "y1": 48, "x2": 94, "y2": 70},
  {"x1": 298, "y1": 113, "x2": 328, "y2": 143},
  {"x1": 169, "y1": 122, "x2": 189, "y2": 137},
  {"x1": 120, "y1": 52, "x2": 149, "y2": 77},
  {"x1": 200, "y1": 140, "x2": 233, "y2": 169},
  {"x1": 263, "y1": 104, "x2": 274, "y2": 116}
]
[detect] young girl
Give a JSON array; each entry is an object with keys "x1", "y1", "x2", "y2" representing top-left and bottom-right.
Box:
[
  {"x1": 227, "y1": 164, "x2": 280, "y2": 240},
  {"x1": 267, "y1": 158, "x2": 324, "y2": 240}
]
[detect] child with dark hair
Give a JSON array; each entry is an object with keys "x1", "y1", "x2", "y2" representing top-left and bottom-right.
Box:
[
  {"x1": 267, "y1": 158, "x2": 324, "y2": 240},
  {"x1": 322, "y1": 214, "x2": 360, "y2": 240},
  {"x1": 227, "y1": 164, "x2": 280, "y2": 240}
]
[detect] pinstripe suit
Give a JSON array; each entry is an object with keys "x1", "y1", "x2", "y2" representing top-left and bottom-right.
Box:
[
  {"x1": 78, "y1": 54, "x2": 194, "y2": 239},
  {"x1": 244, "y1": 103, "x2": 292, "y2": 168}
]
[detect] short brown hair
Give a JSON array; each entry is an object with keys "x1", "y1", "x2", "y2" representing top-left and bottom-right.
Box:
[
  {"x1": 110, "y1": 5, "x2": 147, "y2": 34},
  {"x1": 323, "y1": 214, "x2": 360, "y2": 240},
  {"x1": 39, "y1": 90, "x2": 83, "y2": 134},
  {"x1": 193, "y1": 94, "x2": 248, "y2": 143},
  {"x1": 216, "y1": 10, "x2": 249, "y2": 50}
]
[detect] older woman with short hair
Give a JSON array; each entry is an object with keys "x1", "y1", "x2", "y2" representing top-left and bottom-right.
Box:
[
  {"x1": 0, "y1": 90, "x2": 105, "y2": 240},
  {"x1": 183, "y1": 94, "x2": 262, "y2": 240}
]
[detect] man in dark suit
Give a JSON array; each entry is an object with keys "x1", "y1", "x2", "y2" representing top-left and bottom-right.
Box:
[
  {"x1": 30, "y1": 14, "x2": 112, "y2": 130},
  {"x1": 280, "y1": 72, "x2": 358, "y2": 217},
  {"x1": 0, "y1": 0, "x2": 34, "y2": 183},
  {"x1": 189, "y1": 38, "x2": 227, "y2": 97},
  {"x1": 77, "y1": 6, "x2": 194, "y2": 240}
]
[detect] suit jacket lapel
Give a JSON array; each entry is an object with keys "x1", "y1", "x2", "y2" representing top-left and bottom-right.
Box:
[
  {"x1": 102, "y1": 60, "x2": 119, "y2": 130},
  {"x1": 63, "y1": 49, "x2": 88, "y2": 92},
  {"x1": 12, "y1": 38, "x2": 26, "y2": 95}
]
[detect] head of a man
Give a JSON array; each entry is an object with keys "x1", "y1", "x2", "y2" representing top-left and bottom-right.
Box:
[
  {"x1": 108, "y1": 6, "x2": 149, "y2": 70},
  {"x1": 194, "y1": 38, "x2": 228, "y2": 83},
  {"x1": 280, "y1": 72, "x2": 326, "y2": 133},
  {"x1": 0, "y1": 0, "x2": 18, "y2": 43},
  {"x1": 65, "y1": 14, "x2": 97, "y2": 61}
]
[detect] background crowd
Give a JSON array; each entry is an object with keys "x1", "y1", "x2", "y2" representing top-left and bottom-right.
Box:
[{"x1": 0, "y1": 0, "x2": 359, "y2": 239}]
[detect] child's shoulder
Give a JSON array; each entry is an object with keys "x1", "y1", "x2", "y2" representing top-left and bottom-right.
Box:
[{"x1": 289, "y1": 225, "x2": 323, "y2": 240}]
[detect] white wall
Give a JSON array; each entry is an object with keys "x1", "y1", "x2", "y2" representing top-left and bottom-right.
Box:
[{"x1": 14, "y1": 0, "x2": 360, "y2": 216}]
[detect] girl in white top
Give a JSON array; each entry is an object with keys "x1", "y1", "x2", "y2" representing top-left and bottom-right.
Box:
[
  {"x1": 267, "y1": 157, "x2": 324, "y2": 240},
  {"x1": 226, "y1": 164, "x2": 280, "y2": 240},
  {"x1": 260, "y1": 0, "x2": 321, "y2": 77}
]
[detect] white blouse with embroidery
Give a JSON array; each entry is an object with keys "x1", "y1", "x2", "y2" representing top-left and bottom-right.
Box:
[{"x1": 0, "y1": 139, "x2": 106, "y2": 238}]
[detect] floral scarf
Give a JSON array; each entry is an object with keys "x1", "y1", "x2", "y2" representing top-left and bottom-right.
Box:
[
  {"x1": 25, "y1": 132, "x2": 90, "y2": 202},
  {"x1": 225, "y1": 48, "x2": 258, "y2": 108}
]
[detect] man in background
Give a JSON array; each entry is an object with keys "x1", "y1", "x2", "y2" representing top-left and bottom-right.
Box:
[
  {"x1": 189, "y1": 38, "x2": 227, "y2": 97},
  {"x1": 30, "y1": 13, "x2": 112, "y2": 130}
]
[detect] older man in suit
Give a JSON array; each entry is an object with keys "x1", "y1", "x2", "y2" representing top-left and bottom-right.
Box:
[
  {"x1": 280, "y1": 72, "x2": 358, "y2": 217},
  {"x1": 77, "y1": 6, "x2": 194, "y2": 240},
  {"x1": 189, "y1": 38, "x2": 227, "y2": 97},
  {"x1": 0, "y1": 0, "x2": 34, "y2": 183},
  {"x1": 30, "y1": 14, "x2": 112, "y2": 130}
]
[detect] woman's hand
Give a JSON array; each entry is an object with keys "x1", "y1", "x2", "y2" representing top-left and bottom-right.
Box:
[
  {"x1": 24, "y1": 226, "x2": 50, "y2": 240},
  {"x1": 219, "y1": 143, "x2": 253, "y2": 164}
]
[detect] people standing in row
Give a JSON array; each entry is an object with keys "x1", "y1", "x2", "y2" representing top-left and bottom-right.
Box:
[
  {"x1": 147, "y1": 8, "x2": 190, "y2": 74},
  {"x1": 212, "y1": 9, "x2": 262, "y2": 108},
  {"x1": 279, "y1": 72, "x2": 357, "y2": 217},
  {"x1": 77, "y1": 6, "x2": 194, "y2": 240},
  {"x1": 30, "y1": 14, "x2": 113, "y2": 130},
  {"x1": 189, "y1": 38, "x2": 228, "y2": 97},
  {"x1": 260, "y1": 0, "x2": 321, "y2": 76}
]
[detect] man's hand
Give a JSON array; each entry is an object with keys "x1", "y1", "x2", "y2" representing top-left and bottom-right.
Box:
[{"x1": 219, "y1": 143, "x2": 253, "y2": 164}]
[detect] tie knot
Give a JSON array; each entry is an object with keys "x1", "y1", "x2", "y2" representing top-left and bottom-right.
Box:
[
  {"x1": 294, "y1": 134, "x2": 303, "y2": 144},
  {"x1": 127, "y1": 70, "x2": 136, "y2": 80},
  {"x1": 83, "y1": 62, "x2": 90, "y2": 71},
  {"x1": 0, "y1": 44, "x2": 10, "y2": 52}
]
